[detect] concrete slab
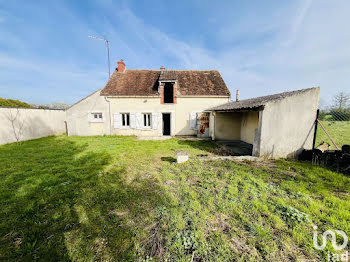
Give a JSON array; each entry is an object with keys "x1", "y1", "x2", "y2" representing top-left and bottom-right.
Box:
[
  {"x1": 216, "y1": 140, "x2": 253, "y2": 156},
  {"x1": 136, "y1": 136, "x2": 172, "y2": 140},
  {"x1": 176, "y1": 136, "x2": 211, "y2": 141},
  {"x1": 196, "y1": 155, "x2": 261, "y2": 162}
]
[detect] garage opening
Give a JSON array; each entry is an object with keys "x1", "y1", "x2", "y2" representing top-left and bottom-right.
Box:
[
  {"x1": 164, "y1": 83, "x2": 174, "y2": 103},
  {"x1": 213, "y1": 111, "x2": 260, "y2": 156},
  {"x1": 162, "y1": 113, "x2": 171, "y2": 136}
]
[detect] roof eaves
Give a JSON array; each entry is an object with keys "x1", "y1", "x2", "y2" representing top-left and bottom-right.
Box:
[
  {"x1": 212, "y1": 105, "x2": 265, "y2": 112},
  {"x1": 208, "y1": 87, "x2": 319, "y2": 112}
]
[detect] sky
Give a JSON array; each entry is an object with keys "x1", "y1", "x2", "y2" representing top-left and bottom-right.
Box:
[{"x1": 0, "y1": 0, "x2": 349, "y2": 106}]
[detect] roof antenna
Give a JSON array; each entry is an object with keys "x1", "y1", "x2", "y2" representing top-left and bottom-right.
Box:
[
  {"x1": 88, "y1": 35, "x2": 111, "y2": 78},
  {"x1": 236, "y1": 89, "x2": 240, "y2": 102}
]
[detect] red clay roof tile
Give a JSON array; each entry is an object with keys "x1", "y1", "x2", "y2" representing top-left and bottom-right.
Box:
[{"x1": 100, "y1": 69, "x2": 230, "y2": 97}]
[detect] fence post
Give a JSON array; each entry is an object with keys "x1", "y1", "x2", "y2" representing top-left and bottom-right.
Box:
[{"x1": 312, "y1": 109, "x2": 320, "y2": 150}]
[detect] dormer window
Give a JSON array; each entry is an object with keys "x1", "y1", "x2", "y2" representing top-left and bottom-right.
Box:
[{"x1": 163, "y1": 82, "x2": 174, "y2": 103}]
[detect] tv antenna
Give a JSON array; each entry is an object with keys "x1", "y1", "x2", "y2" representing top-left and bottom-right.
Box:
[{"x1": 88, "y1": 35, "x2": 111, "y2": 78}]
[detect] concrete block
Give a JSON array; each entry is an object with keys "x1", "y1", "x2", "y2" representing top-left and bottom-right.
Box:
[{"x1": 176, "y1": 150, "x2": 189, "y2": 163}]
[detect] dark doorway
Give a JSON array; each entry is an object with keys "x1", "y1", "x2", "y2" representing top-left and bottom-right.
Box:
[
  {"x1": 162, "y1": 113, "x2": 171, "y2": 136},
  {"x1": 164, "y1": 82, "x2": 174, "y2": 103}
]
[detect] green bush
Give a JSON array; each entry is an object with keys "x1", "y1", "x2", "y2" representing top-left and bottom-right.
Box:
[
  {"x1": 318, "y1": 110, "x2": 327, "y2": 120},
  {"x1": 0, "y1": 97, "x2": 32, "y2": 108}
]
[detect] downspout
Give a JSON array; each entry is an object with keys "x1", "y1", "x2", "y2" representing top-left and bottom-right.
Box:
[
  {"x1": 104, "y1": 96, "x2": 112, "y2": 135},
  {"x1": 211, "y1": 112, "x2": 216, "y2": 140}
]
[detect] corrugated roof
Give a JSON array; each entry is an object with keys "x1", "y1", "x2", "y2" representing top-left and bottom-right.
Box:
[
  {"x1": 100, "y1": 69, "x2": 230, "y2": 96},
  {"x1": 209, "y1": 87, "x2": 319, "y2": 111}
]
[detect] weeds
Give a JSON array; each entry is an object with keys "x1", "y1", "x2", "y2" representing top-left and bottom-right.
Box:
[
  {"x1": 0, "y1": 136, "x2": 349, "y2": 261},
  {"x1": 278, "y1": 206, "x2": 311, "y2": 225}
]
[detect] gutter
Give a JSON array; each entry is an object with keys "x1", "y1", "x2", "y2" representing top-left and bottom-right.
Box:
[
  {"x1": 104, "y1": 96, "x2": 112, "y2": 135},
  {"x1": 105, "y1": 95, "x2": 230, "y2": 98}
]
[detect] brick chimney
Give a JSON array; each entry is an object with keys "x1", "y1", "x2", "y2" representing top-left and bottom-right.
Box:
[{"x1": 117, "y1": 59, "x2": 125, "y2": 72}]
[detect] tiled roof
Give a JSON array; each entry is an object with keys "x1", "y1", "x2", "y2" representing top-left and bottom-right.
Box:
[
  {"x1": 100, "y1": 70, "x2": 160, "y2": 96},
  {"x1": 100, "y1": 69, "x2": 230, "y2": 96},
  {"x1": 159, "y1": 70, "x2": 177, "y2": 81}
]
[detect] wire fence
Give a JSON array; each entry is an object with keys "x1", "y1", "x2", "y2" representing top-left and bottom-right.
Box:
[{"x1": 315, "y1": 107, "x2": 350, "y2": 150}]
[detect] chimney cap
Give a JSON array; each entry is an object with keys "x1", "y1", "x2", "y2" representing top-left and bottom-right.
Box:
[
  {"x1": 160, "y1": 66, "x2": 165, "y2": 70},
  {"x1": 236, "y1": 89, "x2": 240, "y2": 102},
  {"x1": 117, "y1": 59, "x2": 126, "y2": 72}
]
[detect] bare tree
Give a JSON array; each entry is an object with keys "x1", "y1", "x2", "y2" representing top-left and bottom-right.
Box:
[
  {"x1": 48, "y1": 102, "x2": 70, "y2": 110},
  {"x1": 6, "y1": 108, "x2": 25, "y2": 142},
  {"x1": 333, "y1": 92, "x2": 350, "y2": 109}
]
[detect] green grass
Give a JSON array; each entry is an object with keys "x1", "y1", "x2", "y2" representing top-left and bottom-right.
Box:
[
  {"x1": 316, "y1": 120, "x2": 350, "y2": 149},
  {"x1": 0, "y1": 136, "x2": 349, "y2": 261}
]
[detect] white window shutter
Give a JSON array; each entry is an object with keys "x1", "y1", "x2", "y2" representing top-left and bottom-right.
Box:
[
  {"x1": 152, "y1": 113, "x2": 158, "y2": 129},
  {"x1": 135, "y1": 113, "x2": 142, "y2": 129},
  {"x1": 189, "y1": 112, "x2": 197, "y2": 129},
  {"x1": 114, "y1": 113, "x2": 119, "y2": 129},
  {"x1": 130, "y1": 112, "x2": 136, "y2": 129}
]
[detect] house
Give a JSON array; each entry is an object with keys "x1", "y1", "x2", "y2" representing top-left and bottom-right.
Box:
[
  {"x1": 66, "y1": 60, "x2": 231, "y2": 137},
  {"x1": 207, "y1": 87, "x2": 320, "y2": 159},
  {"x1": 66, "y1": 60, "x2": 320, "y2": 159}
]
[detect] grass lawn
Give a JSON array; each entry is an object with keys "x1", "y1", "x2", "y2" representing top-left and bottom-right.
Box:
[
  {"x1": 0, "y1": 136, "x2": 349, "y2": 261},
  {"x1": 316, "y1": 120, "x2": 350, "y2": 149}
]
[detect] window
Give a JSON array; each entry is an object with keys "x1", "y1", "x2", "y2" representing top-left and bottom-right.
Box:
[
  {"x1": 163, "y1": 82, "x2": 174, "y2": 103},
  {"x1": 91, "y1": 113, "x2": 103, "y2": 122},
  {"x1": 93, "y1": 113, "x2": 103, "y2": 119},
  {"x1": 121, "y1": 113, "x2": 130, "y2": 127},
  {"x1": 143, "y1": 113, "x2": 151, "y2": 127}
]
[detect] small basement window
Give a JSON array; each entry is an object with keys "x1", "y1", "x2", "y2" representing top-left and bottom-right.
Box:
[
  {"x1": 121, "y1": 113, "x2": 130, "y2": 127},
  {"x1": 164, "y1": 82, "x2": 174, "y2": 103},
  {"x1": 143, "y1": 113, "x2": 151, "y2": 128}
]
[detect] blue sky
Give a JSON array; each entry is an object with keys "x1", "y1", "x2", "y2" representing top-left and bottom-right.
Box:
[{"x1": 0, "y1": 0, "x2": 349, "y2": 106}]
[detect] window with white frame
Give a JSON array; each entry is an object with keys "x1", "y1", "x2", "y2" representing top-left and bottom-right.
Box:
[
  {"x1": 121, "y1": 113, "x2": 130, "y2": 127},
  {"x1": 91, "y1": 112, "x2": 103, "y2": 122},
  {"x1": 143, "y1": 113, "x2": 151, "y2": 128}
]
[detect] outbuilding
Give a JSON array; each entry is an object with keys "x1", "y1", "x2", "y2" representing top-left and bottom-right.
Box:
[{"x1": 208, "y1": 87, "x2": 320, "y2": 159}]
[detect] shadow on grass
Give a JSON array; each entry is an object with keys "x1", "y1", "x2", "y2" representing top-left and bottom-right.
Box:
[
  {"x1": 0, "y1": 136, "x2": 170, "y2": 261},
  {"x1": 161, "y1": 156, "x2": 176, "y2": 163},
  {"x1": 177, "y1": 139, "x2": 218, "y2": 153}
]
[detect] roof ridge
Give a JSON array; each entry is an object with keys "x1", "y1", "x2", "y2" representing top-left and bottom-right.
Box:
[
  {"x1": 101, "y1": 69, "x2": 231, "y2": 97},
  {"x1": 237, "y1": 87, "x2": 319, "y2": 103},
  {"x1": 120, "y1": 69, "x2": 219, "y2": 72}
]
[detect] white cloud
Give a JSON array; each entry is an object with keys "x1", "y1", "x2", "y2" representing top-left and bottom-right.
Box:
[
  {"x1": 0, "y1": 53, "x2": 106, "y2": 104},
  {"x1": 284, "y1": 0, "x2": 313, "y2": 47},
  {"x1": 1, "y1": 1, "x2": 349, "y2": 105}
]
